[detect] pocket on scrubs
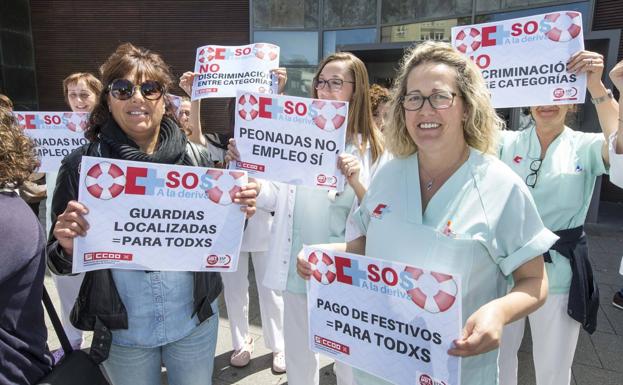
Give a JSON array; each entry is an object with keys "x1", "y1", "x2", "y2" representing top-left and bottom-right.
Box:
[{"x1": 556, "y1": 173, "x2": 585, "y2": 210}]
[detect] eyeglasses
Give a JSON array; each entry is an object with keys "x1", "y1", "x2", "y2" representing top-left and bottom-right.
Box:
[
  {"x1": 525, "y1": 159, "x2": 543, "y2": 188},
  {"x1": 313, "y1": 78, "x2": 355, "y2": 91},
  {"x1": 108, "y1": 79, "x2": 164, "y2": 101},
  {"x1": 401, "y1": 91, "x2": 457, "y2": 111}
]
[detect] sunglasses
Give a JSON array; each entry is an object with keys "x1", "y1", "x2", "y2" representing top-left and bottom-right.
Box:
[{"x1": 108, "y1": 79, "x2": 164, "y2": 101}]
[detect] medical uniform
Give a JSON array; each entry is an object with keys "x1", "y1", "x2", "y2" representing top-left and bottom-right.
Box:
[
  {"x1": 608, "y1": 132, "x2": 623, "y2": 188},
  {"x1": 258, "y1": 144, "x2": 385, "y2": 385},
  {"x1": 221, "y1": 208, "x2": 285, "y2": 354},
  {"x1": 351, "y1": 149, "x2": 556, "y2": 385},
  {"x1": 498, "y1": 126, "x2": 606, "y2": 385}
]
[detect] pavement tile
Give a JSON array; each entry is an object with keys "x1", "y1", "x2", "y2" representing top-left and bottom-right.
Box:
[
  {"x1": 573, "y1": 364, "x2": 622, "y2": 385},
  {"x1": 589, "y1": 332, "x2": 623, "y2": 373},
  {"x1": 574, "y1": 330, "x2": 601, "y2": 368}
]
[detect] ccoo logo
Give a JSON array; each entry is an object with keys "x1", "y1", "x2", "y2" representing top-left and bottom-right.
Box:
[{"x1": 85, "y1": 162, "x2": 126, "y2": 200}]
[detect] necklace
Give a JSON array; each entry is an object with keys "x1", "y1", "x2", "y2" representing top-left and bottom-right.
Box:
[{"x1": 418, "y1": 146, "x2": 469, "y2": 192}]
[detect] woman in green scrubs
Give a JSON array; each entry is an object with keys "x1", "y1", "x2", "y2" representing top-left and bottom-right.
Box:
[
  {"x1": 298, "y1": 41, "x2": 556, "y2": 385},
  {"x1": 498, "y1": 50, "x2": 619, "y2": 385}
]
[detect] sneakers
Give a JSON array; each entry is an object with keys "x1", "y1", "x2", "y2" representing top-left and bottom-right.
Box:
[
  {"x1": 272, "y1": 351, "x2": 286, "y2": 373},
  {"x1": 230, "y1": 337, "x2": 254, "y2": 367},
  {"x1": 613, "y1": 291, "x2": 623, "y2": 310}
]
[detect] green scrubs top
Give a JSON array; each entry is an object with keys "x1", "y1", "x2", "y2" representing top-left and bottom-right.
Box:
[
  {"x1": 352, "y1": 149, "x2": 556, "y2": 385},
  {"x1": 499, "y1": 126, "x2": 606, "y2": 294}
]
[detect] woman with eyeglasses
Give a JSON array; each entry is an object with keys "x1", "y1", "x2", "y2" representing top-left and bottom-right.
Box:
[
  {"x1": 497, "y1": 50, "x2": 619, "y2": 385},
  {"x1": 47, "y1": 43, "x2": 257, "y2": 385},
  {"x1": 46, "y1": 72, "x2": 102, "y2": 364},
  {"x1": 297, "y1": 41, "x2": 555, "y2": 385},
  {"x1": 227, "y1": 52, "x2": 385, "y2": 385}
]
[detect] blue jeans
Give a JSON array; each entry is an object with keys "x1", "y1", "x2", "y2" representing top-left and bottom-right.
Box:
[{"x1": 102, "y1": 311, "x2": 219, "y2": 385}]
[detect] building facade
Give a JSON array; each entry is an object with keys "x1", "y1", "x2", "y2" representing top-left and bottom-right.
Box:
[{"x1": 0, "y1": 0, "x2": 622, "y2": 214}]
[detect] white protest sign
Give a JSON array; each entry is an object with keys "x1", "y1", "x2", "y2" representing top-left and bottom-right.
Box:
[
  {"x1": 305, "y1": 247, "x2": 461, "y2": 385},
  {"x1": 192, "y1": 43, "x2": 279, "y2": 99},
  {"x1": 451, "y1": 11, "x2": 586, "y2": 108},
  {"x1": 74, "y1": 156, "x2": 247, "y2": 273},
  {"x1": 233, "y1": 90, "x2": 347, "y2": 190},
  {"x1": 15, "y1": 112, "x2": 89, "y2": 172}
]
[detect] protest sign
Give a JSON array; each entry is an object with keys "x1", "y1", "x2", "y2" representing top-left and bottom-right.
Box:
[
  {"x1": 305, "y1": 247, "x2": 461, "y2": 385},
  {"x1": 233, "y1": 90, "x2": 347, "y2": 190},
  {"x1": 73, "y1": 156, "x2": 247, "y2": 273},
  {"x1": 451, "y1": 11, "x2": 586, "y2": 108},
  {"x1": 15, "y1": 111, "x2": 89, "y2": 172},
  {"x1": 191, "y1": 43, "x2": 279, "y2": 99}
]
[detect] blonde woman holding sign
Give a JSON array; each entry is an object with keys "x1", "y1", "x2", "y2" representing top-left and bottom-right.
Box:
[
  {"x1": 298, "y1": 41, "x2": 554, "y2": 385},
  {"x1": 228, "y1": 52, "x2": 385, "y2": 385},
  {"x1": 498, "y1": 50, "x2": 619, "y2": 385}
]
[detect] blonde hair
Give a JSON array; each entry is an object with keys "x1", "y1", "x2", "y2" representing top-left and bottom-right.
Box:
[
  {"x1": 386, "y1": 41, "x2": 503, "y2": 157},
  {"x1": 312, "y1": 52, "x2": 384, "y2": 163}
]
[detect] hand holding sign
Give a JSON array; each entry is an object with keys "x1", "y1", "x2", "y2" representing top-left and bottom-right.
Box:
[
  {"x1": 448, "y1": 301, "x2": 505, "y2": 357},
  {"x1": 54, "y1": 200, "x2": 90, "y2": 256},
  {"x1": 567, "y1": 50, "x2": 605, "y2": 92}
]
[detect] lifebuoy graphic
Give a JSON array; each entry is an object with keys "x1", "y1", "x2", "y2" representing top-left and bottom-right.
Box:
[
  {"x1": 543, "y1": 12, "x2": 582, "y2": 42},
  {"x1": 454, "y1": 27, "x2": 482, "y2": 54},
  {"x1": 404, "y1": 267, "x2": 458, "y2": 313},
  {"x1": 198, "y1": 46, "x2": 219, "y2": 63},
  {"x1": 85, "y1": 162, "x2": 125, "y2": 200},
  {"x1": 237, "y1": 93, "x2": 259, "y2": 121},
  {"x1": 205, "y1": 170, "x2": 245, "y2": 205},
  {"x1": 63, "y1": 112, "x2": 88, "y2": 132},
  {"x1": 308, "y1": 251, "x2": 337, "y2": 285},
  {"x1": 311, "y1": 101, "x2": 347, "y2": 131},
  {"x1": 253, "y1": 43, "x2": 278, "y2": 61}
]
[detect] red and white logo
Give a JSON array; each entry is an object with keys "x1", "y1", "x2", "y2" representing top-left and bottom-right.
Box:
[
  {"x1": 513, "y1": 155, "x2": 523, "y2": 164},
  {"x1": 454, "y1": 27, "x2": 482, "y2": 54},
  {"x1": 85, "y1": 162, "x2": 126, "y2": 200},
  {"x1": 198, "y1": 47, "x2": 220, "y2": 63},
  {"x1": 63, "y1": 112, "x2": 88, "y2": 132},
  {"x1": 205, "y1": 170, "x2": 245, "y2": 205},
  {"x1": 543, "y1": 12, "x2": 582, "y2": 42},
  {"x1": 253, "y1": 43, "x2": 278, "y2": 61},
  {"x1": 237, "y1": 93, "x2": 259, "y2": 121},
  {"x1": 206, "y1": 254, "x2": 231, "y2": 266},
  {"x1": 311, "y1": 101, "x2": 347, "y2": 131},
  {"x1": 308, "y1": 251, "x2": 337, "y2": 285},
  {"x1": 404, "y1": 267, "x2": 458, "y2": 313}
]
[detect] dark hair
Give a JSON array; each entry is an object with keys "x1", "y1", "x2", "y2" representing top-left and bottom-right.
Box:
[
  {"x1": 369, "y1": 84, "x2": 390, "y2": 116},
  {"x1": 0, "y1": 107, "x2": 37, "y2": 187},
  {"x1": 62, "y1": 72, "x2": 103, "y2": 106},
  {"x1": 86, "y1": 43, "x2": 175, "y2": 141}
]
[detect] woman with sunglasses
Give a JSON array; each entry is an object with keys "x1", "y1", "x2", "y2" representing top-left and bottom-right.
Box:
[
  {"x1": 46, "y1": 72, "x2": 102, "y2": 364},
  {"x1": 47, "y1": 43, "x2": 257, "y2": 385},
  {"x1": 298, "y1": 41, "x2": 555, "y2": 385},
  {"x1": 227, "y1": 52, "x2": 385, "y2": 385},
  {"x1": 497, "y1": 50, "x2": 619, "y2": 385}
]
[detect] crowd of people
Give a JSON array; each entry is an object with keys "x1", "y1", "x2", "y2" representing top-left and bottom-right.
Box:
[{"x1": 1, "y1": 36, "x2": 623, "y2": 385}]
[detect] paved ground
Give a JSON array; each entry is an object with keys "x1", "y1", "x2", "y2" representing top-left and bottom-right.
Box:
[{"x1": 42, "y1": 202, "x2": 623, "y2": 384}]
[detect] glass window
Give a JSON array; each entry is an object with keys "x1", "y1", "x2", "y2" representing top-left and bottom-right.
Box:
[
  {"x1": 381, "y1": 0, "x2": 472, "y2": 24},
  {"x1": 253, "y1": 0, "x2": 319, "y2": 28},
  {"x1": 323, "y1": 28, "x2": 376, "y2": 57},
  {"x1": 478, "y1": 0, "x2": 588, "y2": 13},
  {"x1": 254, "y1": 31, "x2": 319, "y2": 65},
  {"x1": 283, "y1": 67, "x2": 317, "y2": 97},
  {"x1": 380, "y1": 18, "x2": 471, "y2": 43},
  {"x1": 323, "y1": 0, "x2": 376, "y2": 28},
  {"x1": 475, "y1": 2, "x2": 591, "y2": 31}
]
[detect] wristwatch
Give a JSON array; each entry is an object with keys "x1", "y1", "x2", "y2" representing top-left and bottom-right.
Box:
[{"x1": 591, "y1": 89, "x2": 614, "y2": 105}]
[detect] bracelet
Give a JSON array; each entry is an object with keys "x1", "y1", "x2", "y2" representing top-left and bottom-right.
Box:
[{"x1": 592, "y1": 89, "x2": 614, "y2": 105}]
